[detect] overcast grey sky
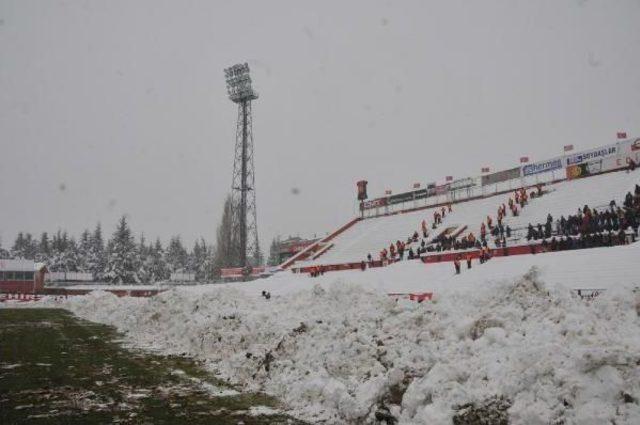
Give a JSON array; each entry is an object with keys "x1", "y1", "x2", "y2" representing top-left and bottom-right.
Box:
[{"x1": 1, "y1": 0, "x2": 639, "y2": 250}]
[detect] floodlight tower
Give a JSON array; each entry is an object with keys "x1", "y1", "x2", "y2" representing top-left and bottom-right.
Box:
[{"x1": 224, "y1": 63, "x2": 260, "y2": 270}]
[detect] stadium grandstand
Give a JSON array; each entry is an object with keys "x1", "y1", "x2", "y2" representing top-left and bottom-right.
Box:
[{"x1": 281, "y1": 137, "x2": 640, "y2": 273}]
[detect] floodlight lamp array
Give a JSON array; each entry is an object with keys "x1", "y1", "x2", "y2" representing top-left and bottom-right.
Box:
[{"x1": 224, "y1": 63, "x2": 258, "y2": 102}]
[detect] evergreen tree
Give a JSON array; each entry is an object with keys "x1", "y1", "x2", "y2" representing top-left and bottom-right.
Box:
[
  {"x1": 203, "y1": 243, "x2": 216, "y2": 281},
  {"x1": 23, "y1": 233, "x2": 37, "y2": 259},
  {"x1": 11, "y1": 232, "x2": 25, "y2": 258},
  {"x1": 191, "y1": 238, "x2": 210, "y2": 281},
  {"x1": 88, "y1": 223, "x2": 106, "y2": 281},
  {"x1": 253, "y1": 237, "x2": 264, "y2": 267},
  {"x1": 37, "y1": 232, "x2": 51, "y2": 263},
  {"x1": 149, "y1": 238, "x2": 168, "y2": 282},
  {"x1": 49, "y1": 230, "x2": 68, "y2": 271},
  {"x1": 104, "y1": 216, "x2": 139, "y2": 284},
  {"x1": 165, "y1": 236, "x2": 188, "y2": 273},
  {"x1": 65, "y1": 237, "x2": 80, "y2": 272},
  {"x1": 137, "y1": 234, "x2": 152, "y2": 283},
  {"x1": 213, "y1": 195, "x2": 238, "y2": 276},
  {"x1": 0, "y1": 237, "x2": 9, "y2": 259},
  {"x1": 267, "y1": 236, "x2": 281, "y2": 266},
  {"x1": 78, "y1": 229, "x2": 92, "y2": 272}
]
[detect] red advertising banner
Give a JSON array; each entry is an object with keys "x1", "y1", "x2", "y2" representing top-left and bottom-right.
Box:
[
  {"x1": 360, "y1": 198, "x2": 388, "y2": 210},
  {"x1": 220, "y1": 266, "x2": 267, "y2": 278}
]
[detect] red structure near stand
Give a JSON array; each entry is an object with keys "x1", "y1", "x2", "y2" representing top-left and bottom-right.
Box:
[{"x1": 0, "y1": 260, "x2": 47, "y2": 294}]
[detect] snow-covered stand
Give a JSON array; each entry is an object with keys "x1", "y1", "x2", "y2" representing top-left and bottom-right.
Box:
[{"x1": 287, "y1": 139, "x2": 640, "y2": 273}]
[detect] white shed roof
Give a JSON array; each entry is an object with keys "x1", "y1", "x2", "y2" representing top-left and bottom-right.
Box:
[{"x1": 0, "y1": 259, "x2": 35, "y2": 272}]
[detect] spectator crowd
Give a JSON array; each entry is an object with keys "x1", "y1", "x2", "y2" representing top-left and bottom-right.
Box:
[{"x1": 353, "y1": 182, "x2": 640, "y2": 275}]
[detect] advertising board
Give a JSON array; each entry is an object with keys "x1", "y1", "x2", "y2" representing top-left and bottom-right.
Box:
[
  {"x1": 449, "y1": 177, "x2": 476, "y2": 190},
  {"x1": 566, "y1": 159, "x2": 603, "y2": 180},
  {"x1": 565, "y1": 144, "x2": 617, "y2": 166},
  {"x1": 522, "y1": 157, "x2": 564, "y2": 176},
  {"x1": 361, "y1": 197, "x2": 387, "y2": 210},
  {"x1": 481, "y1": 167, "x2": 521, "y2": 185},
  {"x1": 388, "y1": 191, "x2": 415, "y2": 205}
]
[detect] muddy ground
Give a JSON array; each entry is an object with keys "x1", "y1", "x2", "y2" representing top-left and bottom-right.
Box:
[{"x1": 0, "y1": 308, "x2": 304, "y2": 425}]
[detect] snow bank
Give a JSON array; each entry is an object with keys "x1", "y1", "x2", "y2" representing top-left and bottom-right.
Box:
[{"x1": 48, "y1": 264, "x2": 640, "y2": 424}]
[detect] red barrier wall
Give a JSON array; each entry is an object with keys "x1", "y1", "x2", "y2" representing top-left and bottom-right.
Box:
[{"x1": 0, "y1": 281, "x2": 37, "y2": 294}]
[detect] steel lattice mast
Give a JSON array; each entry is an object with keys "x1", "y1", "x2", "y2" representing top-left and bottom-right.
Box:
[{"x1": 225, "y1": 63, "x2": 259, "y2": 269}]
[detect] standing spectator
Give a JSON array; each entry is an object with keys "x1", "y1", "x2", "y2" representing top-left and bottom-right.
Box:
[{"x1": 454, "y1": 256, "x2": 461, "y2": 274}]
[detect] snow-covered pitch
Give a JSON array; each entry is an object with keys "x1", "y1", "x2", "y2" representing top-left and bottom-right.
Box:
[{"x1": 42, "y1": 240, "x2": 640, "y2": 424}]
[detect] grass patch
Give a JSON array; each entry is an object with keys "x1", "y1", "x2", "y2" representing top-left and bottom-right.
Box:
[{"x1": 0, "y1": 309, "x2": 303, "y2": 424}]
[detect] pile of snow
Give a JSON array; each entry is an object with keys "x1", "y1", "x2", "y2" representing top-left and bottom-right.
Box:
[{"x1": 46, "y1": 255, "x2": 640, "y2": 424}]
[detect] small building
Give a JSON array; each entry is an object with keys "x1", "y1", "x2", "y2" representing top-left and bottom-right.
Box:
[{"x1": 0, "y1": 259, "x2": 47, "y2": 294}]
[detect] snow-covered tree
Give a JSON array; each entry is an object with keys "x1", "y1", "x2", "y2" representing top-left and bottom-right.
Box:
[
  {"x1": 267, "y1": 236, "x2": 281, "y2": 266},
  {"x1": 66, "y1": 237, "x2": 81, "y2": 272},
  {"x1": 0, "y1": 237, "x2": 9, "y2": 259},
  {"x1": 149, "y1": 238, "x2": 168, "y2": 282},
  {"x1": 78, "y1": 229, "x2": 92, "y2": 272},
  {"x1": 104, "y1": 216, "x2": 139, "y2": 284},
  {"x1": 136, "y1": 234, "x2": 153, "y2": 283},
  {"x1": 37, "y1": 232, "x2": 52, "y2": 263},
  {"x1": 11, "y1": 232, "x2": 24, "y2": 258},
  {"x1": 166, "y1": 236, "x2": 188, "y2": 273},
  {"x1": 49, "y1": 230, "x2": 77, "y2": 271},
  {"x1": 213, "y1": 195, "x2": 238, "y2": 275},
  {"x1": 253, "y1": 237, "x2": 264, "y2": 267},
  {"x1": 190, "y1": 238, "x2": 212, "y2": 281},
  {"x1": 87, "y1": 223, "x2": 107, "y2": 280},
  {"x1": 203, "y1": 243, "x2": 215, "y2": 281},
  {"x1": 11, "y1": 232, "x2": 37, "y2": 259}
]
